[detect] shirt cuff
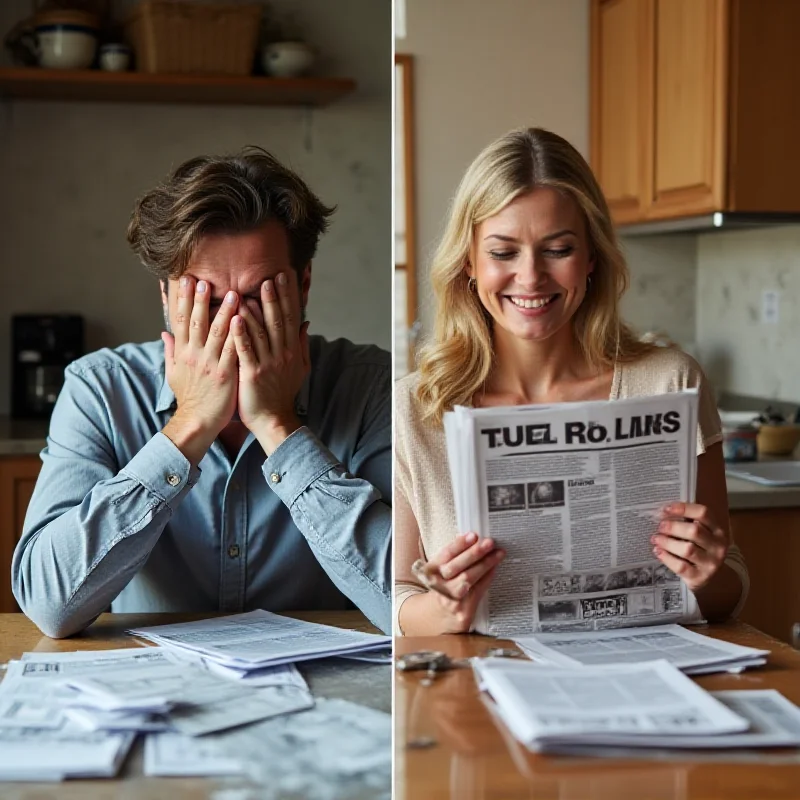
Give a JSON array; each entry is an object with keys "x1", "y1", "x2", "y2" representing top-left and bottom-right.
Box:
[
  {"x1": 263, "y1": 426, "x2": 340, "y2": 506},
  {"x1": 121, "y1": 432, "x2": 201, "y2": 505}
]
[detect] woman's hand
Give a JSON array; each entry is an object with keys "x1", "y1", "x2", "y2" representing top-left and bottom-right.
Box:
[
  {"x1": 414, "y1": 532, "x2": 505, "y2": 634},
  {"x1": 651, "y1": 502, "x2": 730, "y2": 593}
]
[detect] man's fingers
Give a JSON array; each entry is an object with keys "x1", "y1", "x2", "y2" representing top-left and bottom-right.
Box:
[
  {"x1": 261, "y1": 279, "x2": 285, "y2": 358},
  {"x1": 275, "y1": 271, "x2": 300, "y2": 351},
  {"x1": 188, "y1": 279, "x2": 210, "y2": 348},
  {"x1": 174, "y1": 275, "x2": 193, "y2": 347},
  {"x1": 238, "y1": 302, "x2": 270, "y2": 363},
  {"x1": 232, "y1": 316, "x2": 258, "y2": 370},
  {"x1": 217, "y1": 326, "x2": 238, "y2": 377},
  {"x1": 205, "y1": 291, "x2": 238, "y2": 361}
]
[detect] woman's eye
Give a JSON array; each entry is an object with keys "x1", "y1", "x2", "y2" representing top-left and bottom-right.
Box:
[
  {"x1": 544, "y1": 247, "x2": 574, "y2": 258},
  {"x1": 488, "y1": 251, "x2": 516, "y2": 261}
]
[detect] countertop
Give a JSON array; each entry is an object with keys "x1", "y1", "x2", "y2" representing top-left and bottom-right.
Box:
[
  {"x1": 0, "y1": 416, "x2": 799, "y2": 509},
  {"x1": 726, "y1": 447, "x2": 800, "y2": 510}
]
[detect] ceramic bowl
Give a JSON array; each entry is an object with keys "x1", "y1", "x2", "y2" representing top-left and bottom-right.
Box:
[
  {"x1": 35, "y1": 23, "x2": 98, "y2": 69},
  {"x1": 99, "y1": 43, "x2": 131, "y2": 72},
  {"x1": 261, "y1": 42, "x2": 315, "y2": 78}
]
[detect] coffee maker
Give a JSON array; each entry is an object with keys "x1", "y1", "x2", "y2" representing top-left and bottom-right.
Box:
[{"x1": 11, "y1": 315, "x2": 84, "y2": 419}]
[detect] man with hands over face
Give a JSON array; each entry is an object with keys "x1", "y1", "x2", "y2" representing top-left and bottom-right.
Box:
[{"x1": 13, "y1": 149, "x2": 392, "y2": 637}]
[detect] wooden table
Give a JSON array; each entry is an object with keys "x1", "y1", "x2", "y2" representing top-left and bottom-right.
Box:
[
  {"x1": 0, "y1": 610, "x2": 385, "y2": 798},
  {"x1": 396, "y1": 624, "x2": 800, "y2": 800}
]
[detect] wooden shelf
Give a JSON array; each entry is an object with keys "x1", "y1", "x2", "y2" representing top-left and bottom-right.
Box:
[{"x1": 0, "y1": 68, "x2": 356, "y2": 107}]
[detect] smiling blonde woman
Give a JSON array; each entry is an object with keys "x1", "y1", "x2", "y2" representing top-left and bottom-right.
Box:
[{"x1": 394, "y1": 127, "x2": 749, "y2": 636}]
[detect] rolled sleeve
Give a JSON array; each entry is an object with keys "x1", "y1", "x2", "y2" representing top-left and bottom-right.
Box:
[
  {"x1": 263, "y1": 427, "x2": 340, "y2": 505},
  {"x1": 122, "y1": 432, "x2": 201, "y2": 506}
]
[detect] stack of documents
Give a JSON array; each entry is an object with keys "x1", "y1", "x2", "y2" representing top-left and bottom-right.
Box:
[
  {"x1": 62, "y1": 661, "x2": 314, "y2": 737},
  {"x1": 444, "y1": 392, "x2": 701, "y2": 635},
  {"x1": 474, "y1": 657, "x2": 800, "y2": 752},
  {"x1": 514, "y1": 624, "x2": 769, "y2": 675},
  {"x1": 0, "y1": 645, "x2": 316, "y2": 780},
  {"x1": 128, "y1": 609, "x2": 391, "y2": 673}
]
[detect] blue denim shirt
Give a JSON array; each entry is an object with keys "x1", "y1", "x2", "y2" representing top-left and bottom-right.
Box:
[{"x1": 12, "y1": 336, "x2": 392, "y2": 638}]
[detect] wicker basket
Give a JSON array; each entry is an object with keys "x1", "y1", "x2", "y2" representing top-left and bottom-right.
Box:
[{"x1": 126, "y1": 1, "x2": 262, "y2": 75}]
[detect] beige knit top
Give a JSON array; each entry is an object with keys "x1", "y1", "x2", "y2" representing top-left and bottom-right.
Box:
[{"x1": 394, "y1": 346, "x2": 750, "y2": 634}]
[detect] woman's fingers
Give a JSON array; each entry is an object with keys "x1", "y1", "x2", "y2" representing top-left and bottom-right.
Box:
[
  {"x1": 426, "y1": 532, "x2": 480, "y2": 571},
  {"x1": 654, "y1": 546, "x2": 700, "y2": 583},
  {"x1": 662, "y1": 502, "x2": 716, "y2": 534},
  {"x1": 439, "y1": 536, "x2": 498, "y2": 580},
  {"x1": 448, "y1": 549, "x2": 505, "y2": 598}
]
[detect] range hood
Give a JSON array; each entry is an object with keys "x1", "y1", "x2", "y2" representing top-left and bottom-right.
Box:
[{"x1": 617, "y1": 212, "x2": 800, "y2": 237}]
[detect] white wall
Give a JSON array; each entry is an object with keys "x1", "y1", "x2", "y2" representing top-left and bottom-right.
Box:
[
  {"x1": 696, "y1": 226, "x2": 800, "y2": 403},
  {"x1": 399, "y1": 0, "x2": 697, "y2": 350},
  {"x1": 0, "y1": 0, "x2": 391, "y2": 414}
]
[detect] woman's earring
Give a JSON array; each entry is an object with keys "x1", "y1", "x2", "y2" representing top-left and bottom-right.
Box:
[
  {"x1": 468, "y1": 277, "x2": 477, "y2": 293},
  {"x1": 586, "y1": 274, "x2": 593, "y2": 290}
]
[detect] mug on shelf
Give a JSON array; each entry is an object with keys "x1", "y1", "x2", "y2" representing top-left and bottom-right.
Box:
[{"x1": 99, "y1": 43, "x2": 131, "y2": 72}]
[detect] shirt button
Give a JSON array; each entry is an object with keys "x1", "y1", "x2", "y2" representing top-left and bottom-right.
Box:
[
  {"x1": 228, "y1": 544, "x2": 240, "y2": 559},
  {"x1": 231, "y1": 481, "x2": 240, "y2": 492},
  {"x1": 270, "y1": 472, "x2": 281, "y2": 484},
  {"x1": 166, "y1": 474, "x2": 181, "y2": 487}
]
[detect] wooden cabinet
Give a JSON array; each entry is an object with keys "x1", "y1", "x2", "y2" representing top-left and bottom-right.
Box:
[
  {"x1": 0, "y1": 456, "x2": 41, "y2": 613},
  {"x1": 730, "y1": 509, "x2": 800, "y2": 645},
  {"x1": 590, "y1": 0, "x2": 653, "y2": 223},
  {"x1": 591, "y1": 0, "x2": 800, "y2": 224}
]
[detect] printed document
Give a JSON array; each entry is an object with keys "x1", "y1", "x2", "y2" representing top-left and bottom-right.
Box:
[
  {"x1": 473, "y1": 657, "x2": 749, "y2": 750},
  {"x1": 514, "y1": 624, "x2": 769, "y2": 675},
  {"x1": 445, "y1": 391, "x2": 700, "y2": 635}
]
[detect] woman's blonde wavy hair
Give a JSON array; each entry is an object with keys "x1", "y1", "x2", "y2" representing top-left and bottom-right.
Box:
[{"x1": 416, "y1": 127, "x2": 653, "y2": 424}]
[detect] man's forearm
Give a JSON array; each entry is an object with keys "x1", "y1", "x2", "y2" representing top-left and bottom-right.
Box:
[
  {"x1": 264, "y1": 427, "x2": 392, "y2": 633},
  {"x1": 13, "y1": 433, "x2": 197, "y2": 638}
]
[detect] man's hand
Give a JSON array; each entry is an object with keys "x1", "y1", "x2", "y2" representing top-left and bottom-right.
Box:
[
  {"x1": 162, "y1": 276, "x2": 239, "y2": 464},
  {"x1": 232, "y1": 271, "x2": 311, "y2": 455}
]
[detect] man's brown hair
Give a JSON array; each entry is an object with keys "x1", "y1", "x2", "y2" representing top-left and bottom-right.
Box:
[{"x1": 127, "y1": 147, "x2": 335, "y2": 280}]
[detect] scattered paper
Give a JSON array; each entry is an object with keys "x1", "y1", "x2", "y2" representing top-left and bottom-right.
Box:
[
  {"x1": 128, "y1": 610, "x2": 391, "y2": 669},
  {"x1": 514, "y1": 624, "x2": 769, "y2": 675}
]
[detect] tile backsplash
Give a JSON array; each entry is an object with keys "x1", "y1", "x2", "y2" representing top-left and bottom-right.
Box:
[{"x1": 696, "y1": 225, "x2": 800, "y2": 405}]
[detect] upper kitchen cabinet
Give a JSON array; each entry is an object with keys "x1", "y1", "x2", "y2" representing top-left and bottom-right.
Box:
[{"x1": 590, "y1": 0, "x2": 800, "y2": 225}]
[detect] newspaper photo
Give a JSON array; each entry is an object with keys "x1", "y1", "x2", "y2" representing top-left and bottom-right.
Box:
[{"x1": 444, "y1": 391, "x2": 700, "y2": 635}]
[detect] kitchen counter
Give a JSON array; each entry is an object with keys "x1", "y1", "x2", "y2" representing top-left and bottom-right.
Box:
[
  {"x1": 726, "y1": 445, "x2": 800, "y2": 510},
  {"x1": 0, "y1": 415, "x2": 48, "y2": 456}
]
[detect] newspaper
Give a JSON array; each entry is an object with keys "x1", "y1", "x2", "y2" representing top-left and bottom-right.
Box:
[
  {"x1": 144, "y1": 731, "x2": 245, "y2": 777},
  {"x1": 514, "y1": 624, "x2": 769, "y2": 675},
  {"x1": 0, "y1": 724, "x2": 134, "y2": 781},
  {"x1": 444, "y1": 391, "x2": 700, "y2": 635},
  {"x1": 536, "y1": 690, "x2": 800, "y2": 753},
  {"x1": 128, "y1": 609, "x2": 391, "y2": 668},
  {"x1": 473, "y1": 657, "x2": 749, "y2": 751}
]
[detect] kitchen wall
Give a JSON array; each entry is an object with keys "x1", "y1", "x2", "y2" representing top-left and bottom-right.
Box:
[
  {"x1": 399, "y1": 0, "x2": 697, "y2": 349},
  {"x1": 0, "y1": 0, "x2": 391, "y2": 415},
  {"x1": 696, "y1": 225, "x2": 800, "y2": 405}
]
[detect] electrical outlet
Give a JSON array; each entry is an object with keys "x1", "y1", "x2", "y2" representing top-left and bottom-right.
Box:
[{"x1": 762, "y1": 290, "x2": 780, "y2": 324}]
